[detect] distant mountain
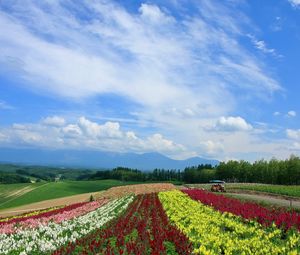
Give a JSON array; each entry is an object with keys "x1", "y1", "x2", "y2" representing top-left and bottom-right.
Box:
[{"x1": 0, "y1": 148, "x2": 219, "y2": 170}]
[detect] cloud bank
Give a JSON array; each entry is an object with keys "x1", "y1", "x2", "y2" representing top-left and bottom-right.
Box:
[{"x1": 0, "y1": 116, "x2": 189, "y2": 158}]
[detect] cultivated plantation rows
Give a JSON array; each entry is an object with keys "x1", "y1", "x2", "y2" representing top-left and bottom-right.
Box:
[
  {"x1": 0, "y1": 184, "x2": 300, "y2": 254},
  {"x1": 161, "y1": 190, "x2": 300, "y2": 254}
]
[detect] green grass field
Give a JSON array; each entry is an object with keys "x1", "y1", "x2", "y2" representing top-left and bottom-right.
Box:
[
  {"x1": 0, "y1": 180, "x2": 140, "y2": 210},
  {"x1": 226, "y1": 183, "x2": 300, "y2": 197},
  {"x1": 0, "y1": 182, "x2": 44, "y2": 208},
  {"x1": 186, "y1": 183, "x2": 300, "y2": 198}
]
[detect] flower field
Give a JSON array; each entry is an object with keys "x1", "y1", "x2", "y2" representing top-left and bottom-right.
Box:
[
  {"x1": 0, "y1": 184, "x2": 300, "y2": 254},
  {"x1": 183, "y1": 189, "x2": 300, "y2": 231},
  {"x1": 0, "y1": 206, "x2": 63, "y2": 223},
  {"x1": 159, "y1": 190, "x2": 300, "y2": 255},
  {"x1": 54, "y1": 193, "x2": 192, "y2": 254},
  {"x1": 0, "y1": 196, "x2": 133, "y2": 254},
  {"x1": 0, "y1": 200, "x2": 109, "y2": 234}
]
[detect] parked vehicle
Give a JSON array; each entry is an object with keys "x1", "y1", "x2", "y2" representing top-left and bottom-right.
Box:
[{"x1": 210, "y1": 180, "x2": 226, "y2": 192}]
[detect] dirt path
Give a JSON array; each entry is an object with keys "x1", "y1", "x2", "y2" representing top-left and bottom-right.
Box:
[
  {"x1": 0, "y1": 191, "x2": 100, "y2": 218},
  {"x1": 226, "y1": 192, "x2": 300, "y2": 209}
]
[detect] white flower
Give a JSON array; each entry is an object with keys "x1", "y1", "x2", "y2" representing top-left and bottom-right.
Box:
[{"x1": 0, "y1": 196, "x2": 134, "y2": 254}]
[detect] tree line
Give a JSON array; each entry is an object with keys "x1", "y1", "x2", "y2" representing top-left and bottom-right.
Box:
[
  {"x1": 216, "y1": 155, "x2": 300, "y2": 185},
  {"x1": 1, "y1": 155, "x2": 300, "y2": 185},
  {"x1": 0, "y1": 172, "x2": 31, "y2": 184},
  {"x1": 81, "y1": 164, "x2": 220, "y2": 184},
  {"x1": 81, "y1": 167, "x2": 184, "y2": 184},
  {"x1": 173, "y1": 155, "x2": 300, "y2": 185},
  {"x1": 83, "y1": 155, "x2": 300, "y2": 185}
]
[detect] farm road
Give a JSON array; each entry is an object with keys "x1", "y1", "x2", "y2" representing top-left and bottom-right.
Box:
[{"x1": 226, "y1": 192, "x2": 300, "y2": 209}]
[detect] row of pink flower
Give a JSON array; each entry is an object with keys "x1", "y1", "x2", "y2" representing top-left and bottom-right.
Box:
[
  {"x1": 0, "y1": 202, "x2": 86, "y2": 227},
  {"x1": 0, "y1": 199, "x2": 108, "y2": 234},
  {"x1": 183, "y1": 189, "x2": 300, "y2": 232}
]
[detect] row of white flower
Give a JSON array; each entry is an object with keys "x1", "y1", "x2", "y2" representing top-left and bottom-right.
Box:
[{"x1": 0, "y1": 195, "x2": 134, "y2": 255}]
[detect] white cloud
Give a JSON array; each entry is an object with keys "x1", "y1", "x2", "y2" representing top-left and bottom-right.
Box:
[
  {"x1": 247, "y1": 34, "x2": 280, "y2": 57},
  {"x1": 200, "y1": 140, "x2": 224, "y2": 155},
  {"x1": 286, "y1": 129, "x2": 300, "y2": 152},
  {"x1": 146, "y1": 133, "x2": 185, "y2": 154},
  {"x1": 287, "y1": 110, "x2": 297, "y2": 117},
  {"x1": 0, "y1": 116, "x2": 189, "y2": 158},
  {"x1": 42, "y1": 116, "x2": 66, "y2": 127},
  {"x1": 0, "y1": 1, "x2": 281, "y2": 114},
  {"x1": 288, "y1": 0, "x2": 300, "y2": 7},
  {"x1": 0, "y1": 115, "x2": 297, "y2": 161},
  {"x1": 254, "y1": 40, "x2": 275, "y2": 54},
  {"x1": 17, "y1": 130, "x2": 42, "y2": 143},
  {"x1": 0, "y1": 132, "x2": 7, "y2": 141},
  {"x1": 139, "y1": 3, "x2": 173, "y2": 24},
  {"x1": 273, "y1": 111, "x2": 296, "y2": 118},
  {"x1": 78, "y1": 116, "x2": 122, "y2": 138},
  {"x1": 0, "y1": 100, "x2": 14, "y2": 110},
  {"x1": 286, "y1": 129, "x2": 300, "y2": 140},
  {"x1": 12, "y1": 124, "x2": 27, "y2": 130},
  {"x1": 271, "y1": 16, "x2": 282, "y2": 32},
  {"x1": 0, "y1": 1, "x2": 290, "y2": 161},
  {"x1": 126, "y1": 131, "x2": 138, "y2": 140},
  {"x1": 215, "y1": 116, "x2": 253, "y2": 131},
  {"x1": 62, "y1": 124, "x2": 82, "y2": 138},
  {"x1": 292, "y1": 142, "x2": 300, "y2": 150},
  {"x1": 7, "y1": 126, "x2": 43, "y2": 145}
]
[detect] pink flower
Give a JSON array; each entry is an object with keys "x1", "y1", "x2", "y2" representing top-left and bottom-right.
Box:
[{"x1": 0, "y1": 200, "x2": 108, "y2": 234}]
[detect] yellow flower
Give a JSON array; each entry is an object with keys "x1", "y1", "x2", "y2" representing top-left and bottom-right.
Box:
[{"x1": 158, "y1": 190, "x2": 300, "y2": 255}]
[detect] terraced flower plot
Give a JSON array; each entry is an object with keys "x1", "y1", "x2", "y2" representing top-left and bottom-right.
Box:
[{"x1": 0, "y1": 184, "x2": 300, "y2": 254}]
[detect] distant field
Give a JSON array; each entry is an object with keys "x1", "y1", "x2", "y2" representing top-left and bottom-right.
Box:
[
  {"x1": 0, "y1": 180, "x2": 140, "y2": 210},
  {"x1": 186, "y1": 183, "x2": 300, "y2": 198},
  {"x1": 227, "y1": 183, "x2": 300, "y2": 198},
  {"x1": 0, "y1": 183, "x2": 43, "y2": 208}
]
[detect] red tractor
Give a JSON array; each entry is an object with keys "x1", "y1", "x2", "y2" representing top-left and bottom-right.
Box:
[{"x1": 210, "y1": 180, "x2": 226, "y2": 192}]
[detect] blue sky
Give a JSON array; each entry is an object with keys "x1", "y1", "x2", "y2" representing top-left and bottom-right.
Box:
[{"x1": 0, "y1": 0, "x2": 299, "y2": 161}]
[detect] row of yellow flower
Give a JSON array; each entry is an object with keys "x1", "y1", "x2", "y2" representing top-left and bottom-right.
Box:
[
  {"x1": 158, "y1": 190, "x2": 300, "y2": 255},
  {"x1": 0, "y1": 206, "x2": 62, "y2": 222}
]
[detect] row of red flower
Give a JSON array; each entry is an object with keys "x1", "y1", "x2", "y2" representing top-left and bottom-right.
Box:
[
  {"x1": 53, "y1": 193, "x2": 192, "y2": 255},
  {"x1": 183, "y1": 189, "x2": 300, "y2": 231}
]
